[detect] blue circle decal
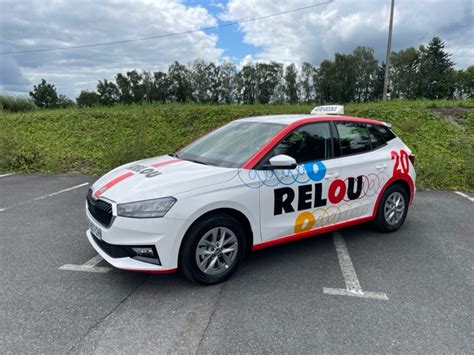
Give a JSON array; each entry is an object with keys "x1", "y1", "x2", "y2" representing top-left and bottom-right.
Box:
[{"x1": 304, "y1": 161, "x2": 326, "y2": 181}]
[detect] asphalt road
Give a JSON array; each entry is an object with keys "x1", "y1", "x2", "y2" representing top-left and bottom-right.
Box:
[{"x1": 0, "y1": 173, "x2": 472, "y2": 354}]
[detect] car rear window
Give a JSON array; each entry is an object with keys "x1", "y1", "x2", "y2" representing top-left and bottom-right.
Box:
[
  {"x1": 335, "y1": 122, "x2": 372, "y2": 155},
  {"x1": 375, "y1": 125, "x2": 396, "y2": 142},
  {"x1": 335, "y1": 122, "x2": 388, "y2": 156}
]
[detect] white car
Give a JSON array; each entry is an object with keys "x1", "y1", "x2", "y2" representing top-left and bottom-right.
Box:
[{"x1": 86, "y1": 106, "x2": 416, "y2": 284}]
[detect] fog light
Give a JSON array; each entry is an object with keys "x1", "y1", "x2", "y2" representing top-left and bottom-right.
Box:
[{"x1": 131, "y1": 247, "x2": 154, "y2": 257}]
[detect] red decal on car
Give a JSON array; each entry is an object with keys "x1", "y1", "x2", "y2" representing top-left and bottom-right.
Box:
[
  {"x1": 150, "y1": 159, "x2": 182, "y2": 168},
  {"x1": 391, "y1": 149, "x2": 410, "y2": 175},
  {"x1": 94, "y1": 172, "x2": 134, "y2": 198}
]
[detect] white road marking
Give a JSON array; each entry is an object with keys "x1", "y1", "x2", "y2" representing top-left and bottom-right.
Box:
[
  {"x1": 0, "y1": 182, "x2": 89, "y2": 212},
  {"x1": 0, "y1": 173, "x2": 15, "y2": 178},
  {"x1": 32, "y1": 182, "x2": 89, "y2": 201},
  {"x1": 323, "y1": 232, "x2": 389, "y2": 300},
  {"x1": 454, "y1": 191, "x2": 474, "y2": 203},
  {"x1": 59, "y1": 255, "x2": 111, "y2": 273}
]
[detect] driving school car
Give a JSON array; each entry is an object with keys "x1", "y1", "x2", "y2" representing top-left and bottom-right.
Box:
[{"x1": 86, "y1": 105, "x2": 416, "y2": 285}]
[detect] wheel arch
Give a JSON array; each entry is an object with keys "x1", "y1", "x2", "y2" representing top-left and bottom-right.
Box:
[
  {"x1": 372, "y1": 174, "x2": 415, "y2": 218},
  {"x1": 178, "y1": 207, "x2": 254, "y2": 262}
]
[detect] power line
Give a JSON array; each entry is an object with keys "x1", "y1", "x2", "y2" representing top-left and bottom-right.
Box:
[{"x1": 0, "y1": 1, "x2": 334, "y2": 55}]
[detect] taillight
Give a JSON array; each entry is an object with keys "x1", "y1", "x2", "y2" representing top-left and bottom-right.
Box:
[{"x1": 409, "y1": 154, "x2": 415, "y2": 165}]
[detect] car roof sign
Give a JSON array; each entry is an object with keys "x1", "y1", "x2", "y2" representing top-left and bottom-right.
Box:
[{"x1": 310, "y1": 105, "x2": 344, "y2": 116}]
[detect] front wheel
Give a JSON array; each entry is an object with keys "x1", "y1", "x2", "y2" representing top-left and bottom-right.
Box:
[
  {"x1": 179, "y1": 214, "x2": 245, "y2": 285},
  {"x1": 374, "y1": 184, "x2": 409, "y2": 232}
]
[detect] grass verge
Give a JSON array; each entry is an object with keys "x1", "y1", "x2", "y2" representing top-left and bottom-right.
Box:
[{"x1": 0, "y1": 100, "x2": 472, "y2": 191}]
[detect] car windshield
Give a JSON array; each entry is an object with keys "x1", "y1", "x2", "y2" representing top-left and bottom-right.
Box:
[{"x1": 176, "y1": 121, "x2": 285, "y2": 168}]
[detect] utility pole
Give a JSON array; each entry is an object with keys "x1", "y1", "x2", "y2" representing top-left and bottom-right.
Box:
[{"x1": 383, "y1": 0, "x2": 395, "y2": 101}]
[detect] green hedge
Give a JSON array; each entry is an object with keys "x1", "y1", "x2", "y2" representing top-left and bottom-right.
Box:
[
  {"x1": 0, "y1": 100, "x2": 472, "y2": 191},
  {"x1": 0, "y1": 95, "x2": 37, "y2": 113}
]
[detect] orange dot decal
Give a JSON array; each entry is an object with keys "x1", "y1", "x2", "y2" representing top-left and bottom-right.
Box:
[{"x1": 294, "y1": 211, "x2": 315, "y2": 233}]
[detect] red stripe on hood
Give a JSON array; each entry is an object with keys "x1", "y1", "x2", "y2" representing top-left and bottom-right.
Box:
[
  {"x1": 93, "y1": 159, "x2": 182, "y2": 198},
  {"x1": 150, "y1": 159, "x2": 182, "y2": 168},
  {"x1": 94, "y1": 171, "x2": 134, "y2": 198}
]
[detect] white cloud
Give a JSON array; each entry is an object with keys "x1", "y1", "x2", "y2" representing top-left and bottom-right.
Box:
[
  {"x1": 1, "y1": 0, "x2": 472, "y2": 98},
  {"x1": 222, "y1": 0, "x2": 473, "y2": 68},
  {"x1": 0, "y1": 0, "x2": 223, "y2": 97}
]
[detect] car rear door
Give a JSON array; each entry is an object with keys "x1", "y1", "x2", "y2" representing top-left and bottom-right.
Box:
[
  {"x1": 333, "y1": 121, "x2": 390, "y2": 221},
  {"x1": 256, "y1": 121, "x2": 342, "y2": 243}
]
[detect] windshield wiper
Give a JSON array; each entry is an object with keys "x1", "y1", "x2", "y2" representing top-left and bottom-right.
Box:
[{"x1": 168, "y1": 152, "x2": 180, "y2": 158}]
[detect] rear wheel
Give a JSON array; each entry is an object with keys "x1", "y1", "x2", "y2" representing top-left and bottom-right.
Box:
[
  {"x1": 374, "y1": 184, "x2": 409, "y2": 232},
  {"x1": 179, "y1": 214, "x2": 245, "y2": 285}
]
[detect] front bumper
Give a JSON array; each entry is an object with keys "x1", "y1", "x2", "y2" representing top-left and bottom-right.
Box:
[{"x1": 85, "y1": 205, "x2": 188, "y2": 273}]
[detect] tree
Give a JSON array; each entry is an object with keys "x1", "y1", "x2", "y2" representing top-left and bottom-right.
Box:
[
  {"x1": 284, "y1": 64, "x2": 299, "y2": 104},
  {"x1": 57, "y1": 94, "x2": 75, "y2": 108},
  {"x1": 115, "y1": 73, "x2": 133, "y2": 104},
  {"x1": 29, "y1": 79, "x2": 59, "y2": 108},
  {"x1": 218, "y1": 61, "x2": 237, "y2": 103},
  {"x1": 97, "y1": 79, "x2": 119, "y2": 106},
  {"x1": 236, "y1": 64, "x2": 257, "y2": 104},
  {"x1": 150, "y1": 71, "x2": 169, "y2": 103},
  {"x1": 76, "y1": 90, "x2": 100, "y2": 107},
  {"x1": 390, "y1": 47, "x2": 419, "y2": 99},
  {"x1": 371, "y1": 63, "x2": 386, "y2": 101},
  {"x1": 299, "y1": 62, "x2": 316, "y2": 103},
  {"x1": 353, "y1": 46, "x2": 378, "y2": 102},
  {"x1": 333, "y1": 53, "x2": 357, "y2": 103},
  {"x1": 317, "y1": 60, "x2": 335, "y2": 103},
  {"x1": 255, "y1": 62, "x2": 283, "y2": 104},
  {"x1": 127, "y1": 70, "x2": 146, "y2": 103},
  {"x1": 191, "y1": 60, "x2": 215, "y2": 103},
  {"x1": 167, "y1": 62, "x2": 192, "y2": 103},
  {"x1": 417, "y1": 37, "x2": 455, "y2": 99},
  {"x1": 454, "y1": 66, "x2": 474, "y2": 99}
]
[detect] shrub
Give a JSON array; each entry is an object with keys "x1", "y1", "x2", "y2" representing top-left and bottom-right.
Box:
[{"x1": 0, "y1": 95, "x2": 37, "y2": 112}]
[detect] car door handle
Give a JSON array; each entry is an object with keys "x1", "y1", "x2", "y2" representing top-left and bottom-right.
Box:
[
  {"x1": 325, "y1": 172, "x2": 339, "y2": 180},
  {"x1": 376, "y1": 163, "x2": 388, "y2": 170}
]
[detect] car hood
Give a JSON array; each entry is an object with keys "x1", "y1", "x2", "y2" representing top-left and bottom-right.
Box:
[{"x1": 91, "y1": 155, "x2": 236, "y2": 203}]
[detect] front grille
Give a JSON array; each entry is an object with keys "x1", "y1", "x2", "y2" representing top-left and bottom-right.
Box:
[
  {"x1": 87, "y1": 189, "x2": 113, "y2": 227},
  {"x1": 92, "y1": 234, "x2": 131, "y2": 258}
]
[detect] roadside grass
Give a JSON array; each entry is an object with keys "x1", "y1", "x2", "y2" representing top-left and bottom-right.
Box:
[{"x1": 0, "y1": 100, "x2": 472, "y2": 191}]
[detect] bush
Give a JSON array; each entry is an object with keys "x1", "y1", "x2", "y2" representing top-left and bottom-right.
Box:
[
  {"x1": 76, "y1": 90, "x2": 100, "y2": 107},
  {"x1": 0, "y1": 95, "x2": 37, "y2": 112}
]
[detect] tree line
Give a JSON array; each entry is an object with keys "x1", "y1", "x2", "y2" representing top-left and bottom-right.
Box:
[{"x1": 28, "y1": 37, "x2": 473, "y2": 109}]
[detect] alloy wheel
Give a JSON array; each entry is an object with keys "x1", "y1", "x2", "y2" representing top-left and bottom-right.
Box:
[
  {"x1": 384, "y1": 191, "x2": 405, "y2": 226},
  {"x1": 195, "y1": 227, "x2": 239, "y2": 276}
]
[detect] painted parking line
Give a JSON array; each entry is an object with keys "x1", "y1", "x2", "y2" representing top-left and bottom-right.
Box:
[
  {"x1": 323, "y1": 232, "x2": 389, "y2": 300},
  {"x1": 0, "y1": 173, "x2": 15, "y2": 178},
  {"x1": 0, "y1": 182, "x2": 89, "y2": 212},
  {"x1": 454, "y1": 191, "x2": 474, "y2": 203},
  {"x1": 59, "y1": 255, "x2": 111, "y2": 273}
]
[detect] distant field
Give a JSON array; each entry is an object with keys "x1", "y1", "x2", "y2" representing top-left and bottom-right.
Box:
[{"x1": 1, "y1": 100, "x2": 473, "y2": 191}]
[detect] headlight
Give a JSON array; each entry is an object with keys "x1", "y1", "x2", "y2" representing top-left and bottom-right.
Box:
[{"x1": 117, "y1": 197, "x2": 177, "y2": 218}]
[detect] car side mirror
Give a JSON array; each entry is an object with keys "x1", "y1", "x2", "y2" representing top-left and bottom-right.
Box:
[{"x1": 266, "y1": 154, "x2": 297, "y2": 170}]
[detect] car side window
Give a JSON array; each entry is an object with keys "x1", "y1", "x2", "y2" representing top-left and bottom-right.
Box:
[
  {"x1": 267, "y1": 122, "x2": 332, "y2": 163},
  {"x1": 367, "y1": 124, "x2": 386, "y2": 150},
  {"x1": 375, "y1": 125, "x2": 396, "y2": 142},
  {"x1": 335, "y1": 122, "x2": 387, "y2": 156}
]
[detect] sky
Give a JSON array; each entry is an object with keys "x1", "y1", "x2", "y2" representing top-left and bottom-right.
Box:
[{"x1": 0, "y1": 0, "x2": 473, "y2": 98}]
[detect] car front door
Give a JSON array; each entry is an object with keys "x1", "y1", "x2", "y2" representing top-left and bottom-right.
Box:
[
  {"x1": 333, "y1": 121, "x2": 390, "y2": 221},
  {"x1": 256, "y1": 122, "x2": 342, "y2": 243}
]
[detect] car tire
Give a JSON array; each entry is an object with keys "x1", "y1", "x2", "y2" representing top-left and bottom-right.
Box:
[
  {"x1": 374, "y1": 184, "x2": 409, "y2": 233},
  {"x1": 179, "y1": 214, "x2": 246, "y2": 285}
]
